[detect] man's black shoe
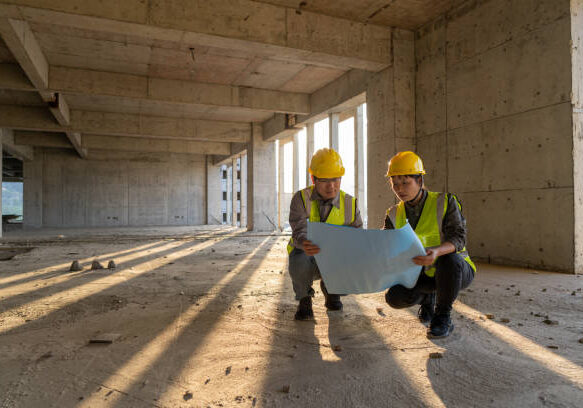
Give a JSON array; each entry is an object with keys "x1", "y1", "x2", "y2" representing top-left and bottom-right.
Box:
[
  {"x1": 418, "y1": 304, "x2": 434, "y2": 326},
  {"x1": 418, "y1": 293, "x2": 435, "y2": 326},
  {"x1": 428, "y1": 313, "x2": 454, "y2": 338},
  {"x1": 294, "y1": 296, "x2": 314, "y2": 321},
  {"x1": 320, "y1": 280, "x2": 343, "y2": 311}
]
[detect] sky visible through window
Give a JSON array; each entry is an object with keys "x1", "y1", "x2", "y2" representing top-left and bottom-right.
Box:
[
  {"x1": 297, "y1": 128, "x2": 307, "y2": 189},
  {"x1": 314, "y1": 118, "x2": 329, "y2": 152},
  {"x1": 2, "y1": 182, "x2": 23, "y2": 219},
  {"x1": 283, "y1": 142, "x2": 293, "y2": 193},
  {"x1": 339, "y1": 117, "x2": 355, "y2": 196}
]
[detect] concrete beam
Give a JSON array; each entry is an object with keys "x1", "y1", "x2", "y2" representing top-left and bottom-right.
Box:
[
  {"x1": 0, "y1": 18, "x2": 50, "y2": 97},
  {"x1": 83, "y1": 134, "x2": 230, "y2": 155},
  {"x1": 0, "y1": 105, "x2": 251, "y2": 142},
  {"x1": 211, "y1": 142, "x2": 247, "y2": 165},
  {"x1": 48, "y1": 66, "x2": 311, "y2": 115},
  {"x1": 0, "y1": 19, "x2": 87, "y2": 158},
  {"x1": 48, "y1": 92, "x2": 70, "y2": 125},
  {"x1": 0, "y1": 2, "x2": 391, "y2": 72},
  {"x1": 1, "y1": 128, "x2": 33, "y2": 161},
  {"x1": 262, "y1": 69, "x2": 371, "y2": 141},
  {"x1": 262, "y1": 114, "x2": 301, "y2": 141},
  {"x1": 65, "y1": 132, "x2": 88, "y2": 158},
  {"x1": 14, "y1": 131, "x2": 230, "y2": 155},
  {"x1": 14, "y1": 131, "x2": 72, "y2": 148}
]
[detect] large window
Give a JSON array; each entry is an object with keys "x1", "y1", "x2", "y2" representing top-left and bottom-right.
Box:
[
  {"x1": 297, "y1": 128, "x2": 307, "y2": 189},
  {"x1": 2, "y1": 182, "x2": 23, "y2": 221},
  {"x1": 283, "y1": 142, "x2": 293, "y2": 194},
  {"x1": 314, "y1": 117, "x2": 329, "y2": 152},
  {"x1": 338, "y1": 117, "x2": 355, "y2": 196}
]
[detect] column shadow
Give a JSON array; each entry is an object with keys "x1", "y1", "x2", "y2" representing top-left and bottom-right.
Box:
[
  {"x1": 0, "y1": 232, "x2": 243, "y2": 337},
  {"x1": 99, "y1": 236, "x2": 281, "y2": 407},
  {"x1": 257, "y1": 276, "x2": 433, "y2": 407}
]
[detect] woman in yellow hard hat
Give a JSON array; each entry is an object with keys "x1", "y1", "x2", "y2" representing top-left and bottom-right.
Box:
[
  {"x1": 287, "y1": 148, "x2": 363, "y2": 320},
  {"x1": 383, "y1": 151, "x2": 476, "y2": 338}
]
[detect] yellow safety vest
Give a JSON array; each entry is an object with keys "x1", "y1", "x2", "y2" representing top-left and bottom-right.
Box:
[
  {"x1": 386, "y1": 191, "x2": 476, "y2": 277},
  {"x1": 287, "y1": 186, "x2": 356, "y2": 254}
]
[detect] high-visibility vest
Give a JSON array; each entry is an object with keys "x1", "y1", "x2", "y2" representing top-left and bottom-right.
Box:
[
  {"x1": 287, "y1": 186, "x2": 356, "y2": 254},
  {"x1": 386, "y1": 191, "x2": 476, "y2": 277}
]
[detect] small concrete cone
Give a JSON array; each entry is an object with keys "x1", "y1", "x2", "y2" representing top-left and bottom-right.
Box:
[
  {"x1": 91, "y1": 260, "x2": 104, "y2": 270},
  {"x1": 107, "y1": 260, "x2": 116, "y2": 269},
  {"x1": 69, "y1": 260, "x2": 82, "y2": 272}
]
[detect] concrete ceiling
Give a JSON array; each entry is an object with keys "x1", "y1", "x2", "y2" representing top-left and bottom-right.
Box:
[
  {"x1": 0, "y1": 0, "x2": 458, "y2": 158},
  {"x1": 28, "y1": 23, "x2": 348, "y2": 93},
  {"x1": 255, "y1": 0, "x2": 461, "y2": 29}
]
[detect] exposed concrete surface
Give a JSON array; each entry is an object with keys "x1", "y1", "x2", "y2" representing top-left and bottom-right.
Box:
[
  {"x1": 0, "y1": 127, "x2": 33, "y2": 161},
  {"x1": 0, "y1": 0, "x2": 391, "y2": 71},
  {"x1": 206, "y1": 160, "x2": 223, "y2": 226},
  {"x1": 247, "y1": 124, "x2": 277, "y2": 231},
  {"x1": 0, "y1": 227, "x2": 583, "y2": 407},
  {"x1": 572, "y1": 0, "x2": 583, "y2": 274},
  {"x1": 24, "y1": 148, "x2": 206, "y2": 229},
  {"x1": 0, "y1": 135, "x2": 2, "y2": 238},
  {"x1": 367, "y1": 29, "x2": 416, "y2": 227},
  {"x1": 415, "y1": 0, "x2": 575, "y2": 272}
]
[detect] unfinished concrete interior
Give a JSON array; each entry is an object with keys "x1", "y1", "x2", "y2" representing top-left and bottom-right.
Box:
[{"x1": 0, "y1": 0, "x2": 582, "y2": 406}]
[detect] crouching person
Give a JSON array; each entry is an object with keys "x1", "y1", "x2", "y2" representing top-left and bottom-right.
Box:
[
  {"x1": 287, "y1": 148, "x2": 363, "y2": 320},
  {"x1": 383, "y1": 151, "x2": 476, "y2": 338}
]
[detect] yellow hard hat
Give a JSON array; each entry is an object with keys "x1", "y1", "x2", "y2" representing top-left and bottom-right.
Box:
[
  {"x1": 309, "y1": 148, "x2": 345, "y2": 178},
  {"x1": 386, "y1": 151, "x2": 426, "y2": 177}
]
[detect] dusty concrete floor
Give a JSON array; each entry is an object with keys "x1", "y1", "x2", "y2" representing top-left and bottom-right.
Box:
[{"x1": 0, "y1": 226, "x2": 582, "y2": 408}]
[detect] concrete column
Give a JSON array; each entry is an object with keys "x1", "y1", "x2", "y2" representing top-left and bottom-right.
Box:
[
  {"x1": 367, "y1": 29, "x2": 415, "y2": 226},
  {"x1": 277, "y1": 140, "x2": 285, "y2": 229},
  {"x1": 240, "y1": 154, "x2": 247, "y2": 228},
  {"x1": 246, "y1": 123, "x2": 277, "y2": 231},
  {"x1": 306, "y1": 122, "x2": 314, "y2": 185},
  {"x1": 232, "y1": 157, "x2": 238, "y2": 226},
  {"x1": 355, "y1": 104, "x2": 366, "y2": 225},
  {"x1": 206, "y1": 156, "x2": 222, "y2": 225},
  {"x1": 23, "y1": 147, "x2": 43, "y2": 229},
  {"x1": 293, "y1": 131, "x2": 300, "y2": 192},
  {"x1": 572, "y1": 0, "x2": 583, "y2": 273},
  {"x1": 0, "y1": 133, "x2": 2, "y2": 238},
  {"x1": 226, "y1": 164, "x2": 232, "y2": 224},
  {"x1": 329, "y1": 113, "x2": 339, "y2": 152}
]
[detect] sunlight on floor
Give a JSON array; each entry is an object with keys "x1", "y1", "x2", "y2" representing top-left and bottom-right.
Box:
[
  {"x1": 0, "y1": 232, "x2": 232, "y2": 335},
  {"x1": 352, "y1": 298, "x2": 447, "y2": 408},
  {"x1": 0, "y1": 240, "x2": 163, "y2": 286},
  {"x1": 455, "y1": 302, "x2": 583, "y2": 389},
  {"x1": 76, "y1": 236, "x2": 273, "y2": 408},
  {"x1": 0, "y1": 240, "x2": 165, "y2": 301},
  {"x1": 156, "y1": 238, "x2": 283, "y2": 406}
]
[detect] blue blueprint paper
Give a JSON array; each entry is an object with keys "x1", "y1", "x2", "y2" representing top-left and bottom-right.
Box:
[{"x1": 307, "y1": 222, "x2": 426, "y2": 294}]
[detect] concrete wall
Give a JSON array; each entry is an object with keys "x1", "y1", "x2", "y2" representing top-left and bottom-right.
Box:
[
  {"x1": 367, "y1": 29, "x2": 416, "y2": 228},
  {"x1": 416, "y1": 0, "x2": 574, "y2": 271},
  {"x1": 24, "y1": 148, "x2": 206, "y2": 228},
  {"x1": 573, "y1": 0, "x2": 583, "y2": 273}
]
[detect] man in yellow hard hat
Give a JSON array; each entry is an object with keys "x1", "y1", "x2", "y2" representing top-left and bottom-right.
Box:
[
  {"x1": 287, "y1": 148, "x2": 363, "y2": 320},
  {"x1": 383, "y1": 151, "x2": 476, "y2": 338}
]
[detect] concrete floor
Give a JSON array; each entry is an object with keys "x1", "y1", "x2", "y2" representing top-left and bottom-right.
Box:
[{"x1": 0, "y1": 226, "x2": 582, "y2": 407}]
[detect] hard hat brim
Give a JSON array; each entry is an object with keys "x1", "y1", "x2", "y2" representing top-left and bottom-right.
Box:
[
  {"x1": 385, "y1": 169, "x2": 426, "y2": 178},
  {"x1": 310, "y1": 167, "x2": 345, "y2": 178}
]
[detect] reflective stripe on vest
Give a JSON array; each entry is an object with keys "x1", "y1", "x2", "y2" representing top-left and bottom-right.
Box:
[
  {"x1": 287, "y1": 186, "x2": 356, "y2": 254},
  {"x1": 387, "y1": 191, "x2": 476, "y2": 277}
]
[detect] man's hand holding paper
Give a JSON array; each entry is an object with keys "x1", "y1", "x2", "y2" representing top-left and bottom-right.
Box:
[{"x1": 307, "y1": 221, "x2": 426, "y2": 294}]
